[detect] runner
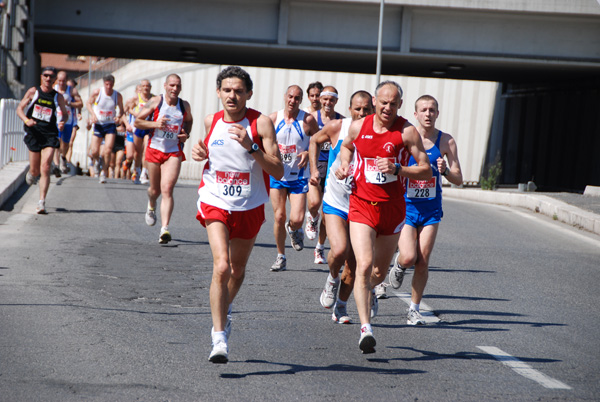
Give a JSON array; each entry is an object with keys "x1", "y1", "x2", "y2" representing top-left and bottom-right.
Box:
[
  {"x1": 335, "y1": 81, "x2": 431, "y2": 353},
  {"x1": 52, "y1": 71, "x2": 82, "y2": 176},
  {"x1": 192, "y1": 66, "x2": 283, "y2": 363},
  {"x1": 389, "y1": 95, "x2": 463, "y2": 325},
  {"x1": 268, "y1": 85, "x2": 319, "y2": 272},
  {"x1": 309, "y1": 90, "x2": 373, "y2": 324},
  {"x1": 122, "y1": 85, "x2": 141, "y2": 180},
  {"x1": 66, "y1": 78, "x2": 82, "y2": 173},
  {"x1": 303, "y1": 81, "x2": 323, "y2": 114},
  {"x1": 86, "y1": 74, "x2": 124, "y2": 183},
  {"x1": 109, "y1": 121, "x2": 127, "y2": 179},
  {"x1": 134, "y1": 74, "x2": 193, "y2": 244},
  {"x1": 131, "y1": 79, "x2": 154, "y2": 184},
  {"x1": 307, "y1": 86, "x2": 344, "y2": 264},
  {"x1": 16, "y1": 66, "x2": 69, "y2": 214}
]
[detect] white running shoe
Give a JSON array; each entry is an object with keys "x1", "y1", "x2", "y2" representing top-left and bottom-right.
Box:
[
  {"x1": 320, "y1": 278, "x2": 339, "y2": 309},
  {"x1": 26, "y1": 172, "x2": 38, "y2": 185},
  {"x1": 389, "y1": 264, "x2": 407, "y2": 289},
  {"x1": 407, "y1": 308, "x2": 426, "y2": 326},
  {"x1": 285, "y1": 221, "x2": 304, "y2": 251},
  {"x1": 60, "y1": 156, "x2": 69, "y2": 174},
  {"x1": 208, "y1": 340, "x2": 228, "y2": 363},
  {"x1": 370, "y1": 290, "x2": 378, "y2": 318},
  {"x1": 140, "y1": 171, "x2": 149, "y2": 185},
  {"x1": 159, "y1": 228, "x2": 171, "y2": 244},
  {"x1": 270, "y1": 255, "x2": 287, "y2": 272},
  {"x1": 145, "y1": 207, "x2": 157, "y2": 226},
  {"x1": 211, "y1": 315, "x2": 232, "y2": 341},
  {"x1": 314, "y1": 247, "x2": 326, "y2": 264},
  {"x1": 374, "y1": 283, "x2": 388, "y2": 299},
  {"x1": 99, "y1": 171, "x2": 107, "y2": 184},
  {"x1": 331, "y1": 303, "x2": 351, "y2": 324},
  {"x1": 359, "y1": 328, "x2": 376, "y2": 354},
  {"x1": 35, "y1": 200, "x2": 47, "y2": 215},
  {"x1": 305, "y1": 213, "x2": 319, "y2": 241}
]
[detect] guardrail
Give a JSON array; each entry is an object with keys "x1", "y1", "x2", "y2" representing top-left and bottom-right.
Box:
[{"x1": 0, "y1": 98, "x2": 27, "y2": 169}]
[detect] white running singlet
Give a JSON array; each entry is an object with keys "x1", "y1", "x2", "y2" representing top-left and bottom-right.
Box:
[
  {"x1": 274, "y1": 109, "x2": 310, "y2": 181},
  {"x1": 54, "y1": 84, "x2": 73, "y2": 125},
  {"x1": 93, "y1": 87, "x2": 119, "y2": 126},
  {"x1": 197, "y1": 109, "x2": 269, "y2": 211},
  {"x1": 148, "y1": 95, "x2": 186, "y2": 154},
  {"x1": 323, "y1": 118, "x2": 354, "y2": 214}
]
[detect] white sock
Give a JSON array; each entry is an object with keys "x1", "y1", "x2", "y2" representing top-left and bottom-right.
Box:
[
  {"x1": 277, "y1": 253, "x2": 286, "y2": 259},
  {"x1": 161, "y1": 226, "x2": 168, "y2": 232},
  {"x1": 316, "y1": 243, "x2": 325, "y2": 250},
  {"x1": 410, "y1": 302, "x2": 420, "y2": 312},
  {"x1": 361, "y1": 323, "x2": 372, "y2": 334},
  {"x1": 147, "y1": 201, "x2": 154, "y2": 210},
  {"x1": 141, "y1": 167, "x2": 148, "y2": 176},
  {"x1": 327, "y1": 273, "x2": 340, "y2": 283}
]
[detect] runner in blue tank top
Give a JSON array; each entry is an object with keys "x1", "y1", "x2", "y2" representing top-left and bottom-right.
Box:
[{"x1": 389, "y1": 95, "x2": 463, "y2": 326}]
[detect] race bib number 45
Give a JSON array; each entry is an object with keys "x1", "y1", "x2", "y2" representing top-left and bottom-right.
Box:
[
  {"x1": 407, "y1": 177, "x2": 437, "y2": 198},
  {"x1": 364, "y1": 158, "x2": 397, "y2": 185},
  {"x1": 216, "y1": 171, "x2": 251, "y2": 198}
]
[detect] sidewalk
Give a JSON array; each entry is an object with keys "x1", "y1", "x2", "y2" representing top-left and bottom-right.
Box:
[{"x1": 1, "y1": 161, "x2": 599, "y2": 236}]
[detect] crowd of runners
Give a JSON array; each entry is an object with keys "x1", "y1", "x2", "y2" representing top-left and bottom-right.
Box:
[{"x1": 17, "y1": 65, "x2": 463, "y2": 363}]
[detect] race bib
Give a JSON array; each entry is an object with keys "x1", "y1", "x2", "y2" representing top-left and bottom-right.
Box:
[
  {"x1": 364, "y1": 158, "x2": 397, "y2": 185},
  {"x1": 336, "y1": 162, "x2": 354, "y2": 192},
  {"x1": 279, "y1": 144, "x2": 297, "y2": 165},
  {"x1": 32, "y1": 104, "x2": 52, "y2": 123},
  {"x1": 157, "y1": 123, "x2": 181, "y2": 139},
  {"x1": 407, "y1": 177, "x2": 437, "y2": 199},
  {"x1": 216, "y1": 171, "x2": 251, "y2": 198},
  {"x1": 98, "y1": 110, "x2": 114, "y2": 123},
  {"x1": 56, "y1": 108, "x2": 71, "y2": 121},
  {"x1": 320, "y1": 141, "x2": 331, "y2": 152}
]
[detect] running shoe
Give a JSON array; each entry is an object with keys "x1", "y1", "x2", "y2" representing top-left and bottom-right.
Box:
[
  {"x1": 140, "y1": 171, "x2": 149, "y2": 185},
  {"x1": 407, "y1": 308, "x2": 426, "y2": 326},
  {"x1": 320, "y1": 278, "x2": 339, "y2": 309},
  {"x1": 99, "y1": 172, "x2": 107, "y2": 184},
  {"x1": 132, "y1": 171, "x2": 141, "y2": 185},
  {"x1": 314, "y1": 247, "x2": 326, "y2": 264},
  {"x1": 52, "y1": 165, "x2": 61, "y2": 178},
  {"x1": 285, "y1": 221, "x2": 304, "y2": 251},
  {"x1": 145, "y1": 206, "x2": 157, "y2": 226},
  {"x1": 159, "y1": 228, "x2": 171, "y2": 244},
  {"x1": 359, "y1": 328, "x2": 376, "y2": 354},
  {"x1": 331, "y1": 303, "x2": 351, "y2": 324},
  {"x1": 305, "y1": 213, "x2": 319, "y2": 240},
  {"x1": 389, "y1": 264, "x2": 407, "y2": 289},
  {"x1": 26, "y1": 172, "x2": 38, "y2": 185},
  {"x1": 60, "y1": 156, "x2": 69, "y2": 174},
  {"x1": 93, "y1": 160, "x2": 100, "y2": 177},
  {"x1": 208, "y1": 340, "x2": 228, "y2": 363},
  {"x1": 270, "y1": 255, "x2": 287, "y2": 272},
  {"x1": 35, "y1": 200, "x2": 47, "y2": 215},
  {"x1": 370, "y1": 290, "x2": 378, "y2": 318},
  {"x1": 374, "y1": 283, "x2": 388, "y2": 299}
]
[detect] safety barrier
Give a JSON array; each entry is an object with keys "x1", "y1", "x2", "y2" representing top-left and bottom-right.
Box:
[{"x1": 0, "y1": 98, "x2": 27, "y2": 169}]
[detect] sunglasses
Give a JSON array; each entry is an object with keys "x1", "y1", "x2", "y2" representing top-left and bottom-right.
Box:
[{"x1": 42, "y1": 73, "x2": 56, "y2": 78}]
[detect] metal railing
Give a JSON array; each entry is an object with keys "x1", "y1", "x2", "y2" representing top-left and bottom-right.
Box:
[{"x1": 0, "y1": 98, "x2": 27, "y2": 169}]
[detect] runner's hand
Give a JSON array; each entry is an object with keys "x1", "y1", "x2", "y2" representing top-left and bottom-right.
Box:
[
  {"x1": 297, "y1": 151, "x2": 309, "y2": 169},
  {"x1": 178, "y1": 128, "x2": 189, "y2": 143},
  {"x1": 192, "y1": 140, "x2": 208, "y2": 162},
  {"x1": 309, "y1": 170, "x2": 320, "y2": 187},
  {"x1": 228, "y1": 124, "x2": 252, "y2": 151},
  {"x1": 437, "y1": 157, "x2": 447, "y2": 174},
  {"x1": 335, "y1": 164, "x2": 349, "y2": 180},
  {"x1": 376, "y1": 156, "x2": 394, "y2": 174}
]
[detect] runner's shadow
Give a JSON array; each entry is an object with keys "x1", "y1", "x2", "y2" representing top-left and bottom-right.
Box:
[
  {"x1": 219, "y1": 359, "x2": 425, "y2": 378},
  {"x1": 425, "y1": 294, "x2": 510, "y2": 302},
  {"x1": 381, "y1": 346, "x2": 562, "y2": 364}
]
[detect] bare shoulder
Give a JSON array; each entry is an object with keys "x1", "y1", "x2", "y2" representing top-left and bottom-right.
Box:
[
  {"x1": 440, "y1": 131, "x2": 458, "y2": 152},
  {"x1": 268, "y1": 111, "x2": 278, "y2": 123},
  {"x1": 257, "y1": 113, "x2": 275, "y2": 131},
  {"x1": 348, "y1": 117, "x2": 365, "y2": 138},
  {"x1": 204, "y1": 113, "x2": 215, "y2": 127}
]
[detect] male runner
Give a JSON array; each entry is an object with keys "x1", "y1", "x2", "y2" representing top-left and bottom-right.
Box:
[
  {"x1": 122, "y1": 85, "x2": 141, "y2": 180},
  {"x1": 269, "y1": 85, "x2": 319, "y2": 271},
  {"x1": 130, "y1": 79, "x2": 154, "y2": 184},
  {"x1": 307, "y1": 86, "x2": 344, "y2": 264},
  {"x1": 303, "y1": 81, "x2": 323, "y2": 114},
  {"x1": 335, "y1": 81, "x2": 431, "y2": 353},
  {"x1": 192, "y1": 66, "x2": 283, "y2": 363},
  {"x1": 310, "y1": 90, "x2": 373, "y2": 324},
  {"x1": 135, "y1": 74, "x2": 193, "y2": 244},
  {"x1": 389, "y1": 95, "x2": 463, "y2": 325},
  {"x1": 86, "y1": 74, "x2": 124, "y2": 183},
  {"x1": 53, "y1": 70, "x2": 82, "y2": 175},
  {"x1": 66, "y1": 78, "x2": 82, "y2": 173},
  {"x1": 16, "y1": 66, "x2": 68, "y2": 214}
]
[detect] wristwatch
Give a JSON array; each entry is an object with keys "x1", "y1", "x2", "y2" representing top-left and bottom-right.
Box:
[
  {"x1": 441, "y1": 167, "x2": 448, "y2": 176},
  {"x1": 248, "y1": 143, "x2": 259, "y2": 154},
  {"x1": 394, "y1": 163, "x2": 401, "y2": 175}
]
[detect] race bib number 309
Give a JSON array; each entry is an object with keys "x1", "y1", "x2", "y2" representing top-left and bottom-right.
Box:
[{"x1": 216, "y1": 171, "x2": 251, "y2": 198}]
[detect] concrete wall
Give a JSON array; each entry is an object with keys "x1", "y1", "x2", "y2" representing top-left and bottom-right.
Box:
[{"x1": 73, "y1": 60, "x2": 498, "y2": 184}]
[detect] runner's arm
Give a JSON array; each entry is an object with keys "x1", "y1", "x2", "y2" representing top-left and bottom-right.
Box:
[
  {"x1": 178, "y1": 100, "x2": 194, "y2": 143},
  {"x1": 69, "y1": 87, "x2": 83, "y2": 109},
  {"x1": 335, "y1": 119, "x2": 360, "y2": 180},
  {"x1": 16, "y1": 87, "x2": 37, "y2": 127},
  {"x1": 439, "y1": 133, "x2": 463, "y2": 186},
  {"x1": 398, "y1": 125, "x2": 432, "y2": 181},
  {"x1": 133, "y1": 96, "x2": 161, "y2": 130},
  {"x1": 249, "y1": 114, "x2": 283, "y2": 179},
  {"x1": 85, "y1": 89, "x2": 100, "y2": 124}
]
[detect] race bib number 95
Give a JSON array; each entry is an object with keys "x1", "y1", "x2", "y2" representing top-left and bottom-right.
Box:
[
  {"x1": 216, "y1": 171, "x2": 251, "y2": 198},
  {"x1": 364, "y1": 158, "x2": 397, "y2": 185},
  {"x1": 33, "y1": 104, "x2": 53, "y2": 123}
]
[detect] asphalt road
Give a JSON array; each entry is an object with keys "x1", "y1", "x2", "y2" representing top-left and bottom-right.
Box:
[{"x1": 1, "y1": 175, "x2": 599, "y2": 401}]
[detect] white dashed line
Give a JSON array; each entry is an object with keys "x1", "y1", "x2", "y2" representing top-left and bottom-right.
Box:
[{"x1": 477, "y1": 346, "x2": 572, "y2": 390}]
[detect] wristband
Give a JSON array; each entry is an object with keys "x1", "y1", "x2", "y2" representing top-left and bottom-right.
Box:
[{"x1": 24, "y1": 119, "x2": 30, "y2": 124}]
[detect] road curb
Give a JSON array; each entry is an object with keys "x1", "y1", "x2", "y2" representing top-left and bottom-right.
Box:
[
  {"x1": 0, "y1": 161, "x2": 29, "y2": 209},
  {"x1": 444, "y1": 188, "x2": 600, "y2": 236}
]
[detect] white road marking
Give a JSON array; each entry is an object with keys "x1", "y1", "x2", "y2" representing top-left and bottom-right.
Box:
[
  {"x1": 477, "y1": 346, "x2": 572, "y2": 390},
  {"x1": 389, "y1": 290, "x2": 441, "y2": 324}
]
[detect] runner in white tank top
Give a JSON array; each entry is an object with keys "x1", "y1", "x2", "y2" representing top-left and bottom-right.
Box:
[
  {"x1": 268, "y1": 85, "x2": 319, "y2": 272},
  {"x1": 309, "y1": 90, "x2": 373, "y2": 324},
  {"x1": 191, "y1": 67, "x2": 283, "y2": 364},
  {"x1": 134, "y1": 74, "x2": 193, "y2": 245}
]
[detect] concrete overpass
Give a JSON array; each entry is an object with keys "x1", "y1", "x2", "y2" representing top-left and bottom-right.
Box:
[{"x1": 31, "y1": 0, "x2": 600, "y2": 84}]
